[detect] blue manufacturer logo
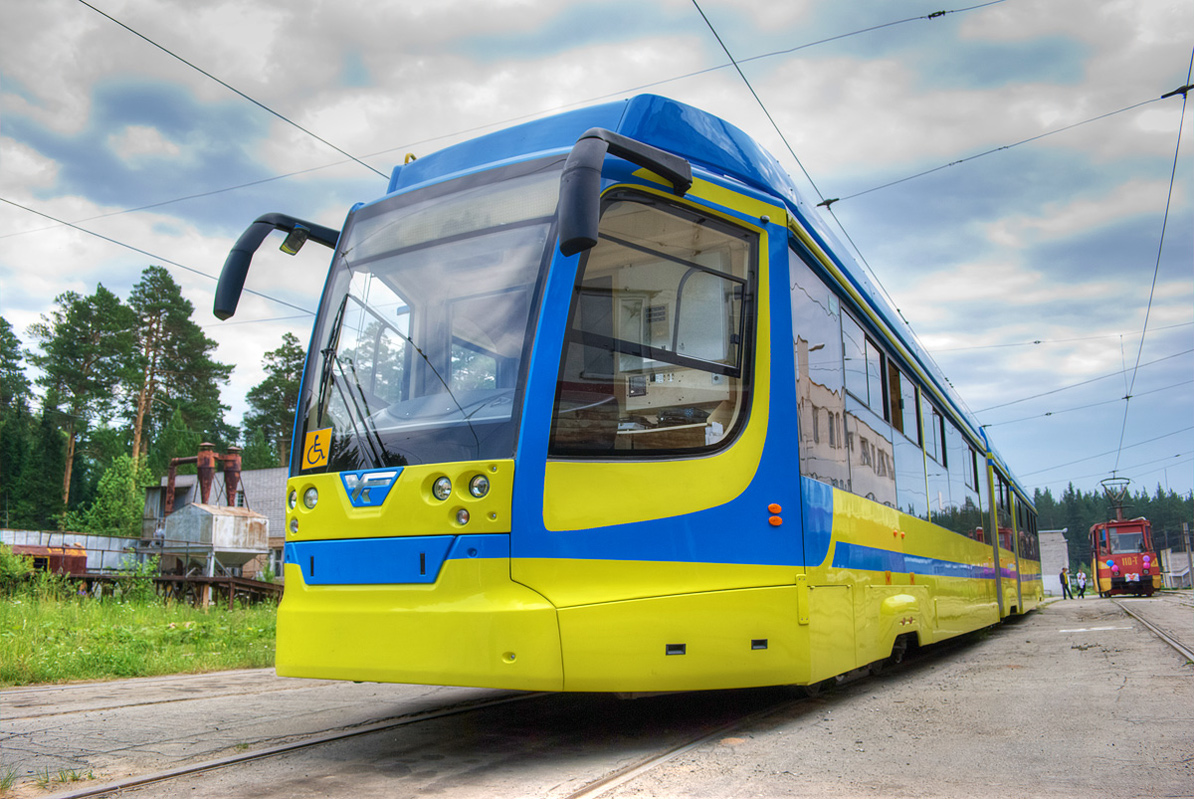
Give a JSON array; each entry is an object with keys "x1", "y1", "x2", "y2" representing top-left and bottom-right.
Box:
[{"x1": 340, "y1": 467, "x2": 402, "y2": 508}]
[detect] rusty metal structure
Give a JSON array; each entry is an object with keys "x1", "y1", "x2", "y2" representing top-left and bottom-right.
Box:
[{"x1": 164, "y1": 443, "x2": 242, "y2": 515}]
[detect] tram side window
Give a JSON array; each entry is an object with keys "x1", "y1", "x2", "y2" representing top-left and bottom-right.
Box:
[
  {"x1": 549, "y1": 195, "x2": 754, "y2": 456},
  {"x1": 1017, "y1": 502, "x2": 1039, "y2": 561},
  {"x1": 995, "y1": 472, "x2": 1014, "y2": 550},
  {"x1": 790, "y1": 248, "x2": 850, "y2": 489},
  {"x1": 842, "y1": 314, "x2": 885, "y2": 416},
  {"x1": 922, "y1": 396, "x2": 950, "y2": 524},
  {"x1": 921, "y1": 396, "x2": 945, "y2": 466},
  {"x1": 844, "y1": 394, "x2": 897, "y2": 508},
  {"x1": 942, "y1": 422, "x2": 983, "y2": 538},
  {"x1": 886, "y1": 364, "x2": 919, "y2": 442}
]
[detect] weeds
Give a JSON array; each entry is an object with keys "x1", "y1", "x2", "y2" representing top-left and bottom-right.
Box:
[
  {"x1": 117, "y1": 556, "x2": 160, "y2": 604},
  {"x1": 1, "y1": 764, "x2": 18, "y2": 794},
  {"x1": 31, "y1": 767, "x2": 93, "y2": 789}
]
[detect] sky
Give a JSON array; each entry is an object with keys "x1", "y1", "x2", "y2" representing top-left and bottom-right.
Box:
[{"x1": 1, "y1": 0, "x2": 1191, "y2": 502}]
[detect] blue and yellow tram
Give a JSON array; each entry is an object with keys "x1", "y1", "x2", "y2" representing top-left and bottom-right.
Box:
[{"x1": 216, "y1": 95, "x2": 1041, "y2": 692}]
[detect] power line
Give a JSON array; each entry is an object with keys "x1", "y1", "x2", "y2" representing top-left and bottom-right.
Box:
[
  {"x1": 1031, "y1": 452, "x2": 1194, "y2": 492},
  {"x1": 979, "y1": 378, "x2": 1194, "y2": 428},
  {"x1": 1113, "y1": 47, "x2": 1194, "y2": 473},
  {"x1": 1020, "y1": 425, "x2": 1194, "y2": 477},
  {"x1": 0, "y1": 197, "x2": 314, "y2": 318},
  {"x1": 75, "y1": 0, "x2": 386, "y2": 179},
  {"x1": 689, "y1": 0, "x2": 823, "y2": 198},
  {"x1": 0, "y1": 166, "x2": 337, "y2": 241},
  {"x1": 973, "y1": 348, "x2": 1194, "y2": 413},
  {"x1": 686, "y1": 0, "x2": 949, "y2": 355},
  {"x1": 830, "y1": 96, "x2": 1167, "y2": 205},
  {"x1": 931, "y1": 322, "x2": 1194, "y2": 352},
  {"x1": 5, "y1": 1, "x2": 1030, "y2": 250}
]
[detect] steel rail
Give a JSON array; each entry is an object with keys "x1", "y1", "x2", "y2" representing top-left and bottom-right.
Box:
[
  {"x1": 561, "y1": 697, "x2": 804, "y2": 799},
  {"x1": 41, "y1": 692, "x2": 544, "y2": 799},
  {"x1": 39, "y1": 627, "x2": 984, "y2": 799},
  {"x1": 1112, "y1": 598, "x2": 1194, "y2": 662}
]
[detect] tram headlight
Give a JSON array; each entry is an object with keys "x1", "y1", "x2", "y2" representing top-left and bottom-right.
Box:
[
  {"x1": 432, "y1": 477, "x2": 452, "y2": 501},
  {"x1": 456, "y1": 509, "x2": 470, "y2": 525},
  {"x1": 468, "y1": 475, "x2": 490, "y2": 498},
  {"x1": 303, "y1": 487, "x2": 319, "y2": 509},
  {"x1": 288, "y1": 490, "x2": 297, "y2": 510}
]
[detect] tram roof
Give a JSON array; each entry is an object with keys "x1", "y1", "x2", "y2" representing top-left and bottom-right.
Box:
[{"x1": 382, "y1": 95, "x2": 1030, "y2": 503}]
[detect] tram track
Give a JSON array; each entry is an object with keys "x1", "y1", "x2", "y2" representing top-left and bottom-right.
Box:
[
  {"x1": 33, "y1": 633, "x2": 967, "y2": 799},
  {"x1": 1112, "y1": 596, "x2": 1194, "y2": 662},
  {"x1": 558, "y1": 634, "x2": 976, "y2": 799},
  {"x1": 559, "y1": 696, "x2": 804, "y2": 799},
  {"x1": 12, "y1": 602, "x2": 1191, "y2": 799},
  {"x1": 38, "y1": 692, "x2": 544, "y2": 799},
  {"x1": 39, "y1": 688, "x2": 808, "y2": 799}
]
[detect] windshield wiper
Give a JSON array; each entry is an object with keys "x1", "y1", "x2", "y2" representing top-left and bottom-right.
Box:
[
  {"x1": 331, "y1": 355, "x2": 386, "y2": 466},
  {"x1": 316, "y1": 295, "x2": 349, "y2": 423}
]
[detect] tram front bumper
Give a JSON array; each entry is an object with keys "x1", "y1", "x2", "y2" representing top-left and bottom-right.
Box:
[{"x1": 276, "y1": 550, "x2": 563, "y2": 691}]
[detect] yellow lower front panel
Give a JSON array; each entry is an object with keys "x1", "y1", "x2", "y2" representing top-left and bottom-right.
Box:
[
  {"x1": 277, "y1": 558, "x2": 564, "y2": 691},
  {"x1": 557, "y1": 586, "x2": 806, "y2": 692}
]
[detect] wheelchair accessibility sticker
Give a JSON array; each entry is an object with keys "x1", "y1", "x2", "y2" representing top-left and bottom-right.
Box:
[{"x1": 302, "y1": 428, "x2": 331, "y2": 470}]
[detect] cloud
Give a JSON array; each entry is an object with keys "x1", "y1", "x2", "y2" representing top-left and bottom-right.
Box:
[
  {"x1": 985, "y1": 178, "x2": 1177, "y2": 247},
  {"x1": 108, "y1": 124, "x2": 183, "y2": 162}
]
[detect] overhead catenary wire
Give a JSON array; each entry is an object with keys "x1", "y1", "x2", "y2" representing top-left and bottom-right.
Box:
[
  {"x1": 973, "y1": 348, "x2": 1194, "y2": 413},
  {"x1": 930, "y1": 321, "x2": 1194, "y2": 352},
  {"x1": 687, "y1": 0, "x2": 937, "y2": 364},
  {"x1": 979, "y1": 379, "x2": 1194, "y2": 428},
  {"x1": 828, "y1": 96, "x2": 1171, "y2": 205},
  {"x1": 1032, "y1": 452, "x2": 1194, "y2": 493},
  {"x1": 5, "y1": 2, "x2": 1019, "y2": 248},
  {"x1": 0, "y1": 197, "x2": 314, "y2": 318},
  {"x1": 1111, "y1": 47, "x2": 1194, "y2": 474},
  {"x1": 3, "y1": 3, "x2": 1008, "y2": 246},
  {"x1": 1020, "y1": 425, "x2": 1194, "y2": 478},
  {"x1": 4, "y1": 3, "x2": 1189, "y2": 494},
  {"x1": 686, "y1": 0, "x2": 1193, "y2": 489},
  {"x1": 75, "y1": 0, "x2": 387, "y2": 180}
]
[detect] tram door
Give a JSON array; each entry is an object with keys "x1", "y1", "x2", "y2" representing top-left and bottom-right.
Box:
[
  {"x1": 1010, "y1": 494, "x2": 1025, "y2": 612},
  {"x1": 992, "y1": 469, "x2": 1020, "y2": 616}
]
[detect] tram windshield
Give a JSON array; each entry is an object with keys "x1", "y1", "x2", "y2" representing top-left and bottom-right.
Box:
[
  {"x1": 1108, "y1": 528, "x2": 1146, "y2": 553},
  {"x1": 296, "y1": 160, "x2": 560, "y2": 471}
]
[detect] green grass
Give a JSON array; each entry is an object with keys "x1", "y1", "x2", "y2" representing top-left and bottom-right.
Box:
[
  {"x1": 0, "y1": 594, "x2": 276, "y2": 687},
  {"x1": 0, "y1": 765, "x2": 17, "y2": 793}
]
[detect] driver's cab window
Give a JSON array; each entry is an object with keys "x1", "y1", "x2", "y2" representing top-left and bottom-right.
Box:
[
  {"x1": 549, "y1": 193, "x2": 755, "y2": 455},
  {"x1": 334, "y1": 272, "x2": 409, "y2": 409}
]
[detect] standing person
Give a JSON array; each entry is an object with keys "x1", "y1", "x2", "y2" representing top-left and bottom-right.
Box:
[
  {"x1": 1076, "y1": 570, "x2": 1087, "y2": 599},
  {"x1": 1060, "y1": 567, "x2": 1073, "y2": 599}
]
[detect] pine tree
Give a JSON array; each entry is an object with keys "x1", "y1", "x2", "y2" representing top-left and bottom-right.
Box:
[
  {"x1": 147, "y1": 407, "x2": 203, "y2": 478},
  {"x1": 126, "y1": 266, "x2": 234, "y2": 460},
  {"x1": 241, "y1": 426, "x2": 280, "y2": 469},
  {"x1": 0, "y1": 317, "x2": 34, "y2": 524},
  {"x1": 244, "y1": 332, "x2": 305, "y2": 466},
  {"x1": 15, "y1": 400, "x2": 67, "y2": 530},
  {"x1": 27, "y1": 287, "x2": 136, "y2": 507}
]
